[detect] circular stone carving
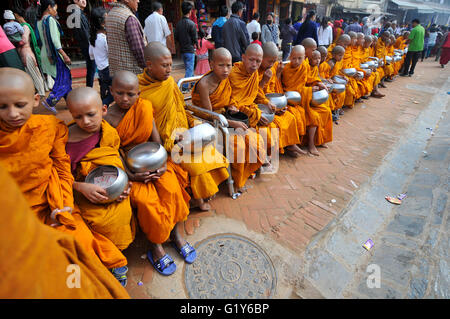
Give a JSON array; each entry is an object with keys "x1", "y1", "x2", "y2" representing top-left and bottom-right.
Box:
[{"x1": 184, "y1": 233, "x2": 277, "y2": 299}]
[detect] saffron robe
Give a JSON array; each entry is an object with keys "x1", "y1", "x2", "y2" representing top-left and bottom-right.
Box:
[
  {"x1": 138, "y1": 71, "x2": 229, "y2": 200},
  {"x1": 341, "y1": 46, "x2": 360, "y2": 107},
  {"x1": 191, "y1": 73, "x2": 265, "y2": 189},
  {"x1": 113, "y1": 97, "x2": 191, "y2": 244},
  {"x1": 0, "y1": 163, "x2": 130, "y2": 299},
  {"x1": 320, "y1": 59, "x2": 346, "y2": 111},
  {"x1": 68, "y1": 120, "x2": 135, "y2": 251},
  {"x1": 375, "y1": 38, "x2": 394, "y2": 77},
  {"x1": 0, "y1": 115, "x2": 127, "y2": 269}
]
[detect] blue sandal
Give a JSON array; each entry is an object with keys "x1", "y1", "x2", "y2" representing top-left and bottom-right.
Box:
[
  {"x1": 172, "y1": 242, "x2": 197, "y2": 264},
  {"x1": 111, "y1": 266, "x2": 128, "y2": 287},
  {"x1": 147, "y1": 250, "x2": 176, "y2": 276}
]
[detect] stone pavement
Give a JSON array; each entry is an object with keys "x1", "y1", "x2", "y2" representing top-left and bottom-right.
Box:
[{"x1": 39, "y1": 60, "x2": 449, "y2": 298}]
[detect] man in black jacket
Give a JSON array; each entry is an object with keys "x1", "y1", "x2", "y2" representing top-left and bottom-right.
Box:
[
  {"x1": 72, "y1": 0, "x2": 96, "y2": 87},
  {"x1": 222, "y1": 1, "x2": 249, "y2": 63},
  {"x1": 174, "y1": 1, "x2": 198, "y2": 91}
]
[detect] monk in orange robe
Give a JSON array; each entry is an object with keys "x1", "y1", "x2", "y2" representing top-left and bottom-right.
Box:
[
  {"x1": 257, "y1": 42, "x2": 306, "y2": 155},
  {"x1": 227, "y1": 43, "x2": 304, "y2": 160},
  {"x1": 0, "y1": 163, "x2": 129, "y2": 298},
  {"x1": 66, "y1": 88, "x2": 135, "y2": 255},
  {"x1": 0, "y1": 68, "x2": 128, "y2": 282},
  {"x1": 370, "y1": 35, "x2": 386, "y2": 88},
  {"x1": 346, "y1": 31, "x2": 367, "y2": 103},
  {"x1": 320, "y1": 45, "x2": 346, "y2": 123},
  {"x1": 105, "y1": 70, "x2": 194, "y2": 276},
  {"x1": 192, "y1": 48, "x2": 266, "y2": 191},
  {"x1": 394, "y1": 31, "x2": 409, "y2": 74},
  {"x1": 361, "y1": 35, "x2": 385, "y2": 98},
  {"x1": 388, "y1": 34, "x2": 401, "y2": 76},
  {"x1": 282, "y1": 44, "x2": 331, "y2": 156},
  {"x1": 376, "y1": 32, "x2": 394, "y2": 83},
  {"x1": 138, "y1": 42, "x2": 229, "y2": 211}
]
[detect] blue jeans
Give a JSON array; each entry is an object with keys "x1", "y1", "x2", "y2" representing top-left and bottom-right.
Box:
[
  {"x1": 182, "y1": 52, "x2": 195, "y2": 90},
  {"x1": 98, "y1": 67, "x2": 113, "y2": 106},
  {"x1": 81, "y1": 46, "x2": 96, "y2": 88}
]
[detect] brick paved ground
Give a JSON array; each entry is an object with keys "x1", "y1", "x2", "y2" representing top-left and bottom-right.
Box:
[{"x1": 40, "y1": 60, "x2": 449, "y2": 298}]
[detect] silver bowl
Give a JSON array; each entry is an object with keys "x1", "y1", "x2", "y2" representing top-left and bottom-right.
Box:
[
  {"x1": 331, "y1": 83, "x2": 346, "y2": 93},
  {"x1": 179, "y1": 123, "x2": 217, "y2": 153},
  {"x1": 311, "y1": 89, "x2": 329, "y2": 106},
  {"x1": 342, "y1": 68, "x2": 357, "y2": 77},
  {"x1": 126, "y1": 142, "x2": 168, "y2": 173},
  {"x1": 385, "y1": 56, "x2": 393, "y2": 64},
  {"x1": 332, "y1": 75, "x2": 348, "y2": 84},
  {"x1": 360, "y1": 63, "x2": 369, "y2": 69},
  {"x1": 368, "y1": 56, "x2": 379, "y2": 62},
  {"x1": 266, "y1": 93, "x2": 287, "y2": 110},
  {"x1": 393, "y1": 55, "x2": 402, "y2": 62},
  {"x1": 85, "y1": 165, "x2": 128, "y2": 204},
  {"x1": 257, "y1": 104, "x2": 275, "y2": 124},
  {"x1": 361, "y1": 68, "x2": 372, "y2": 76},
  {"x1": 284, "y1": 91, "x2": 301, "y2": 105}
]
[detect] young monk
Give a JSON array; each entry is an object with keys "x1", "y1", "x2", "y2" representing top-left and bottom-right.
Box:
[
  {"x1": 376, "y1": 31, "x2": 394, "y2": 84},
  {"x1": 388, "y1": 34, "x2": 401, "y2": 76},
  {"x1": 370, "y1": 35, "x2": 386, "y2": 88},
  {"x1": 361, "y1": 35, "x2": 385, "y2": 99},
  {"x1": 347, "y1": 31, "x2": 367, "y2": 103},
  {"x1": 282, "y1": 44, "x2": 331, "y2": 156},
  {"x1": 319, "y1": 45, "x2": 346, "y2": 123},
  {"x1": 192, "y1": 47, "x2": 266, "y2": 192},
  {"x1": 0, "y1": 163, "x2": 129, "y2": 298},
  {"x1": 326, "y1": 34, "x2": 351, "y2": 61},
  {"x1": 257, "y1": 42, "x2": 306, "y2": 156},
  {"x1": 66, "y1": 87, "x2": 135, "y2": 254},
  {"x1": 0, "y1": 68, "x2": 129, "y2": 283},
  {"x1": 138, "y1": 42, "x2": 229, "y2": 211},
  {"x1": 105, "y1": 70, "x2": 194, "y2": 276},
  {"x1": 395, "y1": 31, "x2": 409, "y2": 74}
]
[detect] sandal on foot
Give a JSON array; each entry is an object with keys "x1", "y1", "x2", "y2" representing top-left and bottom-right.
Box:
[
  {"x1": 147, "y1": 251, "x2": 176, "y2": 276},
  {"x1": 172, "y1": 242, "x2": 197, "y2": 264},
  {"x1": 111, "y1": 266, "x2": 128, "y2": 287},
  {"x1": 42, "y1": 100, "x2": 58, "y2": 114}
]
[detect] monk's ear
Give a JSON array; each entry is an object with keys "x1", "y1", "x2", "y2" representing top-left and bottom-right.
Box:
[
  {"x1": 102, "y1": 104, "x2": 108, "y2": 117},
  {"x1": 33, "y1": 93, "x2": 40, "y2": 109}
]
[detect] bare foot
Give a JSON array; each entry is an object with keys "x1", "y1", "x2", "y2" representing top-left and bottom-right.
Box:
[
  {"x1": 285, "y1": 145, "x2": 306, "y2": 157},
  {"x1": 318, "y1": 144, "x2": 328, "y2": 148},
  {"x1": 296, "y1": 144, "x2": 308, "y2": 154},
  {"x1": 190, "y1": 198, "x2": 211, "y2": 211},
  {"x1": 308, "y1": 145, "x2": 320, "y2": 156}
]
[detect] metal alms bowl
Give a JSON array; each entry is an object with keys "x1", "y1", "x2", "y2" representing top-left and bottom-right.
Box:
[
  {"x1": 331, "y1": 83, "x2": 346, "y2": 94},
  {"x1": 225, "y1": 110, "x2": 249, "y2": 126},
  {"x1": 361, "y1": 68, "x2": 372, "y2": 76},
  {"x1": 85, "y1": 165, "x2": 128, "y2": 204},
  {"x1": 257, "y1": 104, "x2": 275, "y2": 124},
  {"x1": 360, "y1": 63, "x2": 369, "y2": 69},
  {"x1": 385, "y1": 56, "x2": 393, "y2": 64},
  {"x1": 284, "y1": 91, "x2": 301, "y2": 105},
  {"x1": 126, "y1": 142, "x2": 168, "y2": 173},
  {"x1": 179, "y1": 122, "x2": 217, "y2": 153},
  {"x1": 266, "y1": 93, "x2": 287, "y2": 110},
  {"x1": 342, "y1": 68, "x2": 357, "y2": 77},
  {"x1": 311, "y1": 89, "x2": 329, "y2": 106},
  {"x1": 332, "y1": 75, "x2": 348, "y2": 84}
]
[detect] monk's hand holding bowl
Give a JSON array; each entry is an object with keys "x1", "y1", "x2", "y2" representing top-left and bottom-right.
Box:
[
  {"x1": 228, "y1": 119, "x2": 248, "y2": 131},
  {"x1": 312, "y1": 85, "x2": 320, "y2": 92},
  {"x1": 258, "y1": 114, "x2": 270, "y2": 126},
  {"x1": 116, "y1": 181, "x2": 133, "y2": 203},
  {"x1": 77, "y1": 182, "x2": 109, "y2": 204},
  {"x1": 145, "y1": 163, "x2": 168, "y2": 182},
  {"x1": 275, "y1": 106, "x2": 288, "y2": 115},
  {"x1": 317, "y1": 82, "x2": 327, "y2": 91},
  {"x1": 261, "y1": 69, "x2": 273, "y2": 87},
  {"x1": 275, "y1": 62, "x2": 284, "y2": 79},
  {"x1": 268, "y1": 101, "x2": 277, "y2": 113},
  {"x1": 228, "y1": 105, "x2": 239, "y2": 114}
]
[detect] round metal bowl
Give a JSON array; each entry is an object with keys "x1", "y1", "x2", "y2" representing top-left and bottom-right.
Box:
[
  {"x1": 361, "y1": 68, "x2": 372, "y2": 76},
  {"x1": 393, "y1": 55, "x2": 402, "y2": 62},
  {"x1": 225, "y1": 110, "x2": 249, "y2": 127},
  {"x1": 266, "y1": 93, "x2": 287, "y2": 110},
  {"x1": 311, "y1": 89, "x2": 329, "y2": 106},
  {"x1": 126, "y1": 142, "x2": 168, "y2": 173},
  {"x1": 332, "y1": 75, "x2": 348, "y2": 84},
  {"x1": 284, "y1": 91, "x2": 301, "y2": 105},
  {"x1": 368, "y1": 56, "x2": 379, "y2": 62},
  {"x1": 179, "y1": 122, "x2": 217, "y2": 153},
  {"x1": 385, "y1": 56, "x2": 393, "y2": 64},
  {"x1": 342, "y1": 68, "x2": 357, "y2": 77},
  {"x1": 85, "y1": 165, "x2": 128, "y2": 204},
  {"x1": 331, "y1": 83, "x2": 346, "y2": 94},
  {"x1": 257, "y1": 104, "x2": 275, "y2": 124},
  {"x1": 360, "y1": 63, "x2": 369, "y2": 69}
]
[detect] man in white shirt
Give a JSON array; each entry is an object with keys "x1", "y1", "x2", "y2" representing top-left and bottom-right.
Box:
[
  {"x1": 143, "y1": 2, "x2": 172, "y2": 48},
  {"x1": 246, "y1": 12, "x2": 261, "y2": 40}
]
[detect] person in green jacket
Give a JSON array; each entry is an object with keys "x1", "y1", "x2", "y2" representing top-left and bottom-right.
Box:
[{"x1": 400, "y1": 18, "x2": 425, "y2": 77}]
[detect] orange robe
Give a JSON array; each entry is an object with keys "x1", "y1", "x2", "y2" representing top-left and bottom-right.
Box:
[
  {"x1": 320, "y1": 59, "x2": 346, "y2": 111},
  {"x1": 113, "y1": 97, "x2": 191, "y2": 244},
  {"x1": 282, "y1": 60, "x2": 332, "y2": 146},
  {"x1": 69, "y1": 120, "x2": 135, "y2": 251},
  {"x1": 257, "y1": 61, "x2": 305, "y2": 143},
  {"x1": 305, "y1": 62, "x2": 333, "y2": 145},
  {"x1": 0, "y1": 115, "x2": 127, "y2": 269},
  {"x1": 0, "y1": 163, "x2": 129, "y2": 299},
  {"x1": 341, "y1": 46, "x2": 360, "y2": 107},
  {"x1": 191, "y1": 73, "x2": 265, "y2": 189},
  {"x1": 228, "y1": 61, "x2": 299, "y2": 155},
  {"x1": 138, "y1": 71, "x2": 229, "y2": 200},
  {"x1": 370, "y1": 45, "x2": 385, "y2": 79},
  {"x1": 352, "y1": 45, "x2": 373, "y2": 96},
  {"x1": 376, "y1": 38, "x2": 393, "y2": 77},
  {"x1": 361, "y1": 46, "x2": 382, "y2": 89}
]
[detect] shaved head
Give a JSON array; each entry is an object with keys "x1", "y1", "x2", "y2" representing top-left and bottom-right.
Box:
[
  {"x1": 301, "y1": 37, "x2": 317, "y2": 49},
  {"x1": 317, "y1": 46, "x2": 327, "y2": 55},
  {"x1": 67, "y1": 87, "x2": 102, "y2": 110},
  {"x1": 348, "y1": 31, "x2": 357, "y2": 39},
  {"x1": 291, "y1": 45, "x2": 305, "y2": 55},
  {"x1": 144, "y1": 41, "x2": 171, "y2": 62},
  {"x1": 0, "y1": 67, "x2": 35, "y2": 97},
  {"x1": 112, "y1": 70, "x2": 139, "y2": 89},
  {"x1": 245, "y1": 43, "x2": 263, "y2": 56},
  {"x1": 357, "y1": 32, "x2": 364, "y2": 39},
  {"x1": 262, "y1": 41, "x2": 279, "y2": 58},
  {"x1": 332, "y1": 45, "x2": 345, "y2": 55},
  {"x1": 289, "y1": 45, "x2": 305, "y2": 68},
  {"x1": 211, "y1": 47, "x2": 232, "y2": 62},
  {"x1": 364, "y1": 35, "x2": 372, "y2": 42},
  {"x1": 336, "y1": 34, "x2": 351, "y2": 48}
]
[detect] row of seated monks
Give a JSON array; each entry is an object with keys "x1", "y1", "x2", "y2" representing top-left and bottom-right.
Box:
[{"x1": 0, "y1": 29, "x2": 408, "y2": 298}]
